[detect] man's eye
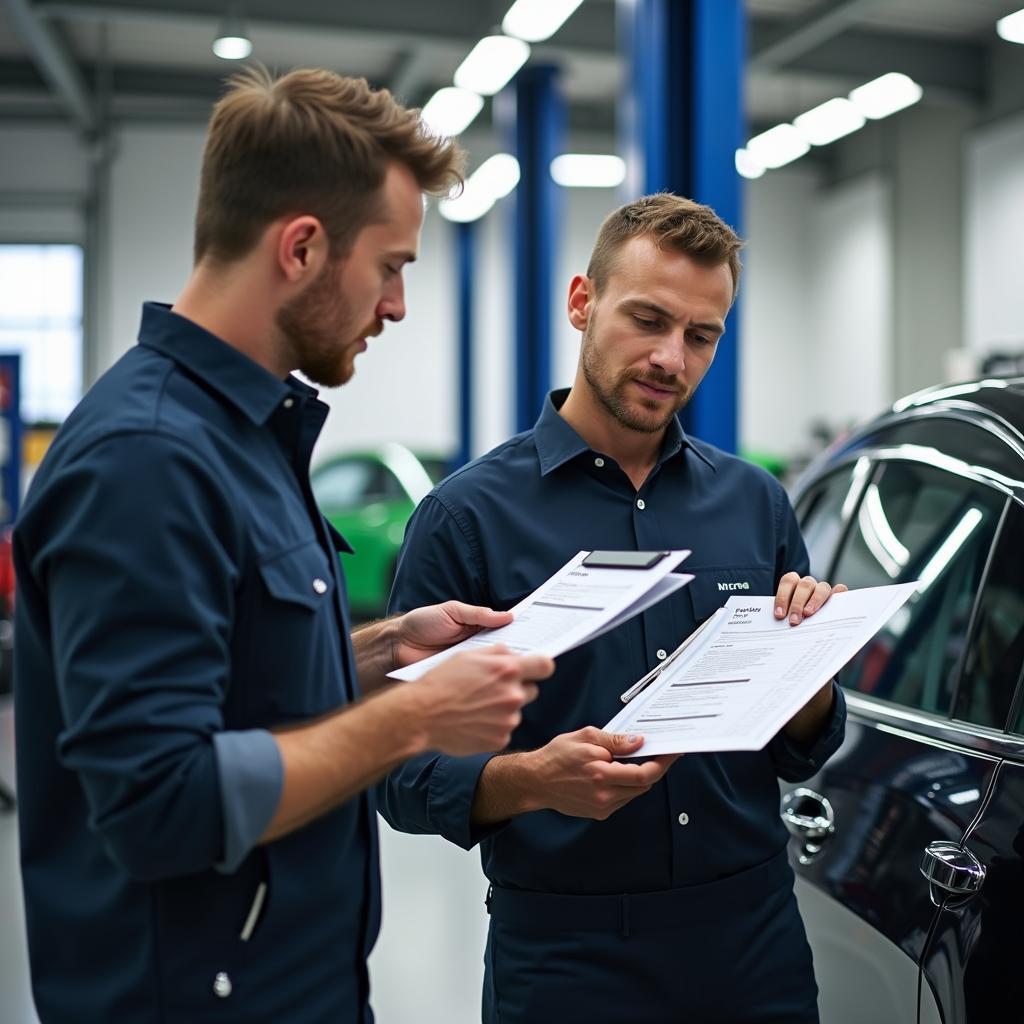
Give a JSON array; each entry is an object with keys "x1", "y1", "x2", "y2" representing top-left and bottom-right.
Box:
[
  {"x1": 633, "y1": 316, "x2": 659, "y2": 329},
  {"x1": 384, "y1": 264, "x2": 400, "y2": 277}
]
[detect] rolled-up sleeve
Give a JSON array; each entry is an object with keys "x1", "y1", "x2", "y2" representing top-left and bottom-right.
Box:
[
  {"x1": 379, "y1": 492, "x2": 507, "y2": 849},
  {"x1": 213, "y1": 729, "x2": 284, "y2": 872},
  {"x1": 33, "y1": 431, "x2": 265, "y2": 881}
]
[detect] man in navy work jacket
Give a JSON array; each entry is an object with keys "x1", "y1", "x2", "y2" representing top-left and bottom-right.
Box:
[
  {"x1": 14, "y1": 68, "x2": 553, "y2": 1024},
  {"x1": 384, "y1": 193, "x2": 848, "y2": 1023}
]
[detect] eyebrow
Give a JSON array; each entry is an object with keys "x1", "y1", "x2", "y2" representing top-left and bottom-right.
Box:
[
  {"x1": 622, "y1": 299, "x2": 724, "y2": 334},
  {"x1": 387, "y1": 251, "x2": 417, "y2": 265}
]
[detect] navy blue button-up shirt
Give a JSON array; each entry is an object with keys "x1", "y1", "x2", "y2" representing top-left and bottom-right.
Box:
[
  {"x1": 15, "y1": 303, "x2": 377, "y2": 1022},
  {"x1": 383, "y1": 389, "x2": 845, "y2": 895}
]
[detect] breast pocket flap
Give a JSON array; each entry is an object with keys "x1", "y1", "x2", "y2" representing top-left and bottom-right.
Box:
[{"x1": 257, "y1": 541, "x2": 335, "y2": 611}]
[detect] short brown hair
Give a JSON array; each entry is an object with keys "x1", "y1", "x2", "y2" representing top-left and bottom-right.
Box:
[
  {"x1": 587, "y1": 192, "x2": 744, "y2": 299},
  {"x1": 194, "y1": 66, "x2": 465, "y2": 264}
]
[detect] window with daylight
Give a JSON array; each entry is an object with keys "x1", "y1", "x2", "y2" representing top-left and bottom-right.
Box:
[{"x1": 0, "y1": 244, "x2": 84, "y2": 424}]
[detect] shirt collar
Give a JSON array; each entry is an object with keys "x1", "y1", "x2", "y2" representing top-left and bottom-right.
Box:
[
  {"x1": 534, "y1": 388, "x2": 717, "y2": 476},
  {"x1": 137, "y1": 302, "x2": 308, "y2": 425}
]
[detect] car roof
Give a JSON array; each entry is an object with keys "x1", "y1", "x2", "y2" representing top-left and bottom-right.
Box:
[
  {"x1": 889, "y1": 376, "x2": 1024, "y2": 434},
  {"x1": 794, "y1": 377, "x2": 1024, "y2": 506}
]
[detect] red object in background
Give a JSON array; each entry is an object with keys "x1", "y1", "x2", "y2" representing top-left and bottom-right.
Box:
[{"x1": 0, "y1": 527, "x2": 14, "y2": 613}]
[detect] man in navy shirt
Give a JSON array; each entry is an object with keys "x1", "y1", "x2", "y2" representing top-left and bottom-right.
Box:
[
  {"x1": 14, "y1": 68, "x2": 552, "y2": 1023},
  {"x1": 384, "y1": 194, "x2": 847, "y2": 1023}
]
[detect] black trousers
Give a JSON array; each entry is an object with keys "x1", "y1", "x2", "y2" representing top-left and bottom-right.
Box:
[{"x1": 482, "y1": 849, "x2": 819, "y2": 1024}]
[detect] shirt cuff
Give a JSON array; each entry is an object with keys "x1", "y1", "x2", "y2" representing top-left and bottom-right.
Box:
[
  {"x1": 769, "y1": 682, "x2": 847, "y2": 781},
  {"x1": 212, "y1": 729, "x2": 284, "y2": 873},
  {"x1": 428, "y1": 753, "x2": 509, "y2": 851}
]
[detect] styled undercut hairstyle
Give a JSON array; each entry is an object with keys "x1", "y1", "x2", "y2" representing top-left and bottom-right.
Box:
[
  {"x1": 193, "y1": 66, "x2": 465, "y2": 265},
  {"x1": 587, "y1": 192, "x2": 744, "y2": 300}
]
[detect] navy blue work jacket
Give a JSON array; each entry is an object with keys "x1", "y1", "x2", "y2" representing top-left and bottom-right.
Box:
[
  {"x1": 14, "y1": 303, "x2": 377, "y2": 1023},
  {"x1": 383, "y1": 389, "x2": 845, "y2": 895}
]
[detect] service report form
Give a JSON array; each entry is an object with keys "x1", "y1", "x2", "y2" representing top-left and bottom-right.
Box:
[
  {"x1": 389, "y1": 550, "x2": 694, "y2": 682},
  {"x1": 604, "y1": 583, "x2": 918, "y2": 755}
]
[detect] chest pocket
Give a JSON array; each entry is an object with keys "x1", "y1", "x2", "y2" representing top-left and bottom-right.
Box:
[
  {"x1": 686, "y1": 565, "x2": 776, "y2": 624},
  {"x1": 240, "y1": 538, "x2": 346, "y2": 722},
  {"x1": 258, "y1": 540, "x2": 336, "y2": 608}
]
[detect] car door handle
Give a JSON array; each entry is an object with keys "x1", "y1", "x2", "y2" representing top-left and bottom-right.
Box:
[
  {"x1": 920, "y1": 840, "x2": 986, "y2": 903},
  {"x1": 781, "y1": 788, "x2": 836, "y2": 841}
]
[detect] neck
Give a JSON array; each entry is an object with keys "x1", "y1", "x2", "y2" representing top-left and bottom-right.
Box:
[
  {"x1": 172, "y1": 259, "x2": 290, "y2": 378},
  {"x1": 559, "y1": 375, "x2": 667, "y2": 492}
]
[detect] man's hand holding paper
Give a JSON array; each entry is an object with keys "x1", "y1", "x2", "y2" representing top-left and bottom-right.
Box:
[{"x1": 606, "y1": 582, "x2": 917, "y2": 756}]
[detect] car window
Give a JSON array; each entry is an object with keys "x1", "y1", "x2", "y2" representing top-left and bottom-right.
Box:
[
  {"x1": 418, "y1": 457, "x2": 451, "y2": 484},
  {"x1": 956, "y1": 502, "x2": 1024, "y2": 731},
  {"x1": 795, "y1": 460, "x2": 870, "y2": 578},
  {"x1": 832, "y1": 460, "x2": 1004, "y2": 715},
  {"x1": 371, "y1": 465, "x2": 406, "y2": 503},
  {"x1": 311, "y1": 460, "x2": 375, "y2": 510}
]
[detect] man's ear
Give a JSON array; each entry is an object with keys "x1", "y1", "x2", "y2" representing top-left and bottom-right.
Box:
[
  {"x1": 277, "y1": 215, "x2": 328, "y2": 284},
  {"x1": 567, "y1": 274, "x2": 594, "y2": 331}
]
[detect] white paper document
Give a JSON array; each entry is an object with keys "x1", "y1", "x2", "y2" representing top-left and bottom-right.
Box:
[
  {"x1": 389, "y1": 550, "x2": 694, "y2": 681},
  {"x1": 604, "y1": 582, "x2": 919, "y2": 755}
]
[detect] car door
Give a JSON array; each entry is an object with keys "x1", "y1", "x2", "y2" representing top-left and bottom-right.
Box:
[
  {"x1": 788, "y1": 454, "x2": 1012, "y2": 1024},
  {"x1": 912, "y1": 500, "x2": 1024, "y2": 1023}
]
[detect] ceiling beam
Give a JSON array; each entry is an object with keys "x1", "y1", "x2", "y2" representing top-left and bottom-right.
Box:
[
  {"x1": 4, "y1": 0, "x2": 95, "y2": 132},
  {"x1": 783, "y1": 28, "x2": 987, "y2": 99},
  {"x1": 750, "y1": 0, "x2": 883, "y2": 72},
  {"x1": 37, "y1": 0, "x2": 616, "y2": 52}
]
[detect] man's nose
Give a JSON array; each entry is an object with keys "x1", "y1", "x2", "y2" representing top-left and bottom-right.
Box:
[
  {"x1": 650, "y1": 328, "x2": 686, "y2": 375},
  {"x1": 379, "y1": 278, "x2": 406, "y2": 323}
]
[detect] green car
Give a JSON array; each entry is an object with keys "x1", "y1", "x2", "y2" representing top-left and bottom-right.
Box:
[{"x1": 311, "y1": 444, "x2": 450, "y2": 617}]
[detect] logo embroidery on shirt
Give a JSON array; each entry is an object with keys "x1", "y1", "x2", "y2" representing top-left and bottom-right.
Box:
[{"x1": 717, "y1": 581, "x2": 751, "y2": 591}]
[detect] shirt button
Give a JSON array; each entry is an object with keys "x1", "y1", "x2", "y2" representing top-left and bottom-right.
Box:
[
  {"x1": 213, "y1": 972, "x2": 232, "y2": 998},
  {"x1": 282, "y1": 397, "x2": 294, "y2": 409},
  {"x1": 312, "y1": 578, "x2": 328, "y2": 594},
  {"x1": 594, "y1": 457, "x2": 605, "y2": 468},
  {"x1": 636, "y1": 498, "x2": 646, "y2": 510},
  {"x1": 677, "y1": 812, "x2": 690, "y2": 826},
  {"x1": 657, "y1": 648, "x2": 668, "y2": 660}
]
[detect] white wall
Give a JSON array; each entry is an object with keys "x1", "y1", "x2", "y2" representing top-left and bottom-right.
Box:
[
  {"x1": 807, "y1": 173, "x2": 892, "y2": 430},
  {"x1": 740, "y1": 168, "x2": 892, "y2": 458},
  {"x1": 0, "y1": 126, "x2": 87, "y2": 244},
  {"x1": 965, "y1": 110, "x2": 1024, "y2": 356}
]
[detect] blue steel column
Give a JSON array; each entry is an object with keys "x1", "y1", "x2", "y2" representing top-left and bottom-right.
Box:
[
  {"x1": 618, "y1": 0, "x2": 745, "y2": 453},
  {"x1": 454, "y1": 220, "x2": 475, "y2": 469},
  {"x1": 502, "y1": 64, "x2": 565, "y2": 433}
]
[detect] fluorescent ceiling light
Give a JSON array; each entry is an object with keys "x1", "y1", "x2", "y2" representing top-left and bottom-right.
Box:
[
  {"x1": 439, "y1": 178, "x2": 497, "y2": 223},
  {"x1": 502, "y1": 0, "x2": 585, "y2": 42},
  {"x1": 550, "y1": 154, "x2": 626, "y2": 188},
  {"x1": 793, "y1": 97, "x2": 866, "y2": 146},
  {"x1": 734, "y1": 148, "x2": 765, "y2": 179},
  {"x1": 440, "y1": 153, "x2": 521, "y2": 222},
  {"x1": 420, "y1": 87, "x2": 484, "y2": 137},
  {"x1": 473, "y1": 153, "x2": 521, "y2": 198},
  {"x1": 212, "y1": 8, "x2": 252, "y2": 59},
  {"x1": 745, "y1": 124, "x2": 810, "y2": 169},
  {"x1": 849, "y1": 73, "x2": 923, "y2": 120},
  {"x1": 454, "y1": 35, "x2": 531, "y2": 96},
  {"x1": 996, "y1": 9, "x2": 1024, "y2": 43}
]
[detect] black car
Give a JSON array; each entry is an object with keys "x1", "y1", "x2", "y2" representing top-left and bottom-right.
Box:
[{"x1": 786, "y1": 377, "x2": 1024, "y2": 1024}]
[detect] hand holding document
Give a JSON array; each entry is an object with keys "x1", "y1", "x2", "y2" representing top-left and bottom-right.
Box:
[
  {"x1": 389, "y1": 550, "x2": 694, "y2": 681},
  {"x1": 604, "y1": 582, "x2": 919, "y2": 755}
]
